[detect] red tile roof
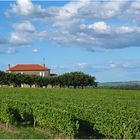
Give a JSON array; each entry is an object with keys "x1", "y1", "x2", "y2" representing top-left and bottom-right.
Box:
[{"x1": 7, "y1": 64, "x2": 49, "y2": 71}]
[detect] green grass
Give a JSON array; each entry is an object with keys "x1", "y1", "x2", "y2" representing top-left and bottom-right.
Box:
[
  {"x1": 0, "y1": 123, "x2": 49, "y2": 139},
  {"x1": 0, "y1": 88, "x2": 140, "y2": 139}
]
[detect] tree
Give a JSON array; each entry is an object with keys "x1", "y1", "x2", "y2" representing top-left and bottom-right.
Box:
[
  {"x1": 9, "y1": 73, "x2": 24, "y2": 87},
  {"x1": 48, "y1": 76, "x2": 58, "y2": 88},
  {"x1": 42, "y1": 77, "x2": 50, "y2": 88},
  {"x1": 0, "y1": 71, "x2": 8, "y2": 86},
  {"x1": 59, "y1": 72, "x2": 97, "y2": 88},
  {"x1": 58, "y1": 74, "x2": 71, "y2": 88},
  {"x1": 23, "y1": 75, "x2": 34, "y2": 88},
  {"x1": 33, "y1": 76, "x2": 44, "y2": 88}
]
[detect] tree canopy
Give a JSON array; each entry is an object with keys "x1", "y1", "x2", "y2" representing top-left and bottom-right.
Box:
[{"x1": 0, "y1": 71, "x2": 97, "y2": 88}]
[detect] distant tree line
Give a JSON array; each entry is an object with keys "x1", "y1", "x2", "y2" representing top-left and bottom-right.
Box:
[
  {"x1": 99, "y1": 85, "x2": 140, "y2": 90},
  {"x1": 0, "y1": 71, "x2": 97, "y2": 88}
]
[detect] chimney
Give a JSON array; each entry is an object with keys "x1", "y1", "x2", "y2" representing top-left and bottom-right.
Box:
[
  {"x1": 8, "y1": 64, "x2": 10, "y2": 69},
  {"x1": 43, "y1": 57, "x2": 45, "y2": 67}
]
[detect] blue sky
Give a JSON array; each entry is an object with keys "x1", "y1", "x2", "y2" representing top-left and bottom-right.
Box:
[{"x1": 0, "y1": 0, "x2": 140, "y2": 82}]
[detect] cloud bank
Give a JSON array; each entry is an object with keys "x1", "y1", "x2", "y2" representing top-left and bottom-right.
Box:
[{"x1": 2, "y1": 0, "x2": 140, "y2": 52}]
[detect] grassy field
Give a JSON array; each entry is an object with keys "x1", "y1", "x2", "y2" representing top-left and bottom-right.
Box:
[
  {"x1": 0, "y1": 88, "x2": 140, "y2": 139},
  {"x1": 0, "y1": 123, "x2": 50, "y2": 139}
]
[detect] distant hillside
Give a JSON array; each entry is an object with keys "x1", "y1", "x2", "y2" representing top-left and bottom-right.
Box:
[{"x1": 98, "y1": 81, "x2": 140, "y2": 89}]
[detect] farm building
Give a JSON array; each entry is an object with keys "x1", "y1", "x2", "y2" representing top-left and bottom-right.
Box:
[{"x1": 6, "y1": 64, "x2": 50, "y2": 77}]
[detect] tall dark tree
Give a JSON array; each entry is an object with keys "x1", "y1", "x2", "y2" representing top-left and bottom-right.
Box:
[
  {"x1": 48, "y1": 76, "x2": 58, "y2": 88},
  {"x1": 9, "y1": 73, "x2": 24, "y2": 87},
  {"x1": 0, "y1": 71, "x2": 8, "y2": 86},
  {"x1": 59, "y1": 72, "x2": 97, "y2": 88},
  {"x1": 23, "y1": 75, "x2": 34, "y2": 88}
]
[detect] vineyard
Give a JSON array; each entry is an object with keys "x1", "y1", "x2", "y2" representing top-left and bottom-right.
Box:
[{"x1": 0, "y1": 88, "x2": 140, "y2": 139}]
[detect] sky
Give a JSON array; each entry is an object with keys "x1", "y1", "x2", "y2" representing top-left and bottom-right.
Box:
[{"x1": 0, "y1": 0, "x2": 140, "y2": 82}]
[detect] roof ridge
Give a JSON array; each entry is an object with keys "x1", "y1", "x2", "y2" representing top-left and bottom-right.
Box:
[
  {"x1": 16, "y1": 64, "x2": 41, "y2": 65},
  {"x1": 7, "y1": 64, "x2": 50, "y2": 71}
]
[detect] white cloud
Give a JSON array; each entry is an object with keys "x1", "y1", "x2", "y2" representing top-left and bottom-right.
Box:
[
  {"x1": 80, "y1": 24, "x2": 86, "y2": 30},
  {"x1": 14, "y1": 21, "x2": 35, "y2": 32},
  {"x1": 6, "y1": 47, "x2": 17, "y2": 54},
  {"x1": 78, "y1": 0, "x2": 127, "y2": 19},
  {"x1": 88, "y1": 21, "x2": 110, "y2": 33},
  {"x1": 72, "y1": 62, "x2": 136, "y2": 72},
  {"x1": 5, "y1": 0, "x2": 48, "y2": 19},
  {"x1": 74, "y1": 63, "x2": 89, "y2": 69},
  {"x1": 109, "y1": 63, "x2": 117, "y2": 68},
  {"x1": 4, "y1": 0, "x2": 140, "y2": 51},
  {"x1": 108, "y1": 62, "x2": 132, "y2": 69},
  {"x1": 13, "y1": 0, "x2": 34, "y2": 16},
  {"x1": 0, "y1": 45, "x2": 17, "y2": 54},
  {"x1": 7, "y1": 21, "x2": 37, "y2": 46},
  {"x1": 51, "y1": 61, "x2": 136, "y2": 76},
  {"x1": 58, "y1": 0, "x2": 90, "y2": 19},
  {"x1": 6, "y1": 0, "x2": 127, "y2": 20},
  {"x1": 9, "y1": 32, "x2": 30, "y2": 45},
  {"x1": 116, "y1": 26, "x2": 136, "y2": 34},
  {"x1": 32, "y1": 48, "x2": 38, "y2": 53},
  {"x1": 122, "y1": 64, "x2": 129, "y2": 68},
  {"x1": 131, "y1": 0, "x2": 140, "y2": 10}
]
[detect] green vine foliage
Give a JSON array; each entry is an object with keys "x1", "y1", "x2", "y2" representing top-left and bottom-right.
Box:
[{"x1": 0, "y1": 88, "x2": 140, "y2": 138}]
